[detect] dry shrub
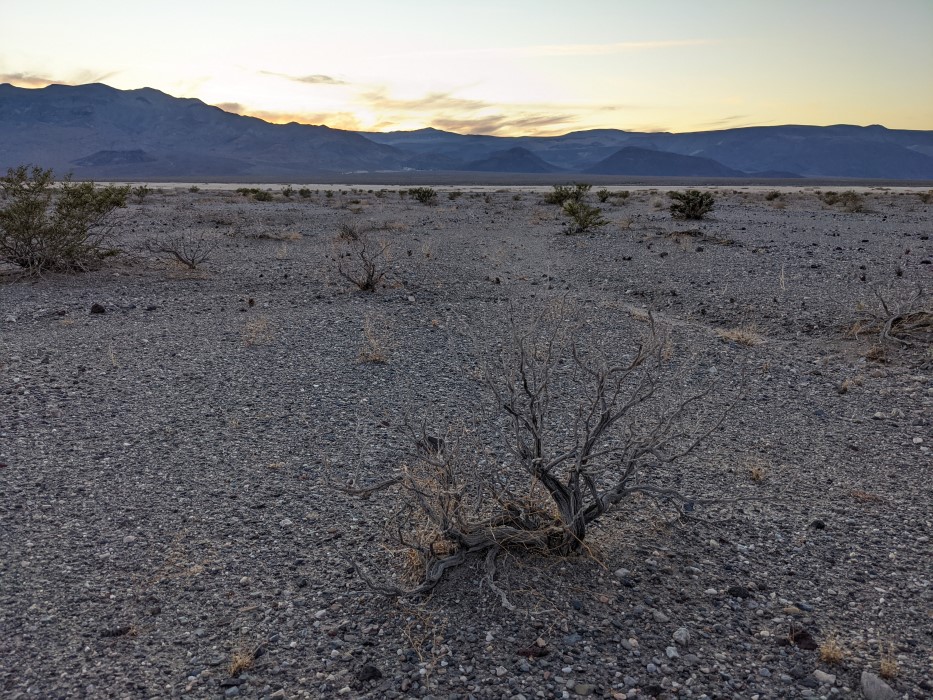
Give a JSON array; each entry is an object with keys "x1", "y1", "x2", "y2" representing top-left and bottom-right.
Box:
[
  {"x1": 850, "y1": 283, "x2": 931, "y2": 355},
  {"x1": 346, "y1": 302, "x2": 740, "y2": 598},
  {"x1": 336, "y1": 233, "x2": 392, "y2": 292}
]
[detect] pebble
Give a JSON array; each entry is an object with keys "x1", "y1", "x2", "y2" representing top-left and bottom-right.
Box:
[
  {"x1": 673, "y1": 627, "x2": 690, "y2": 646},
  {"x1": 614, "y1": 568, "x2": 632, "y2": 580},
  {"x1": 665, "y1": 646, "x2": 679, "y2": 659},
  {"x1": 813, "y1": 669, "x2": 836, "y2": 684},
  {"x1": 122, "y1": 535, "x2": 136, "y2": 544},
  {"x1": 279, "y1": 518, "x2": 293, "y2": 526},
  {"x1": 861, "y1": 671, "x2": 899, "y2": 700},
  {"x1": 224, "y1": 687, "x2": 240, "y2": 698}
]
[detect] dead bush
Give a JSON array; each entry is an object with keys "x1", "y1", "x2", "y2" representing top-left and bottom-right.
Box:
[
  {"x1": 337, "y1": 233, "x2": 391, "y2": 292},
  {"x1": 347, "y1": 302, "x2": 739, "y2": 597},
  {"x1": 145, "y1": 229, "x2": 218, "y2": 270},
  {"x1": 850, "y1": 283, "x2": 931, "y2": 350}
]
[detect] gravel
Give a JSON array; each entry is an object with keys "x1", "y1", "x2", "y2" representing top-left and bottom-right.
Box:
[{"x1": 1, "y1": 185, "x2": 931, "y2": 698}]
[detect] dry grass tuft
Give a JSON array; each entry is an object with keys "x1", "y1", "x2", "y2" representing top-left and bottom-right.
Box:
[
  {"x1": 878, "y1": 643, "x2": 898, "y2": 679},
  {"x1": 242, "y1": 316, "x2": 275, "y2": 346},
  {"x1": 716, "y1": 325, "x2": 763, "y2": 347},
  {"x1": 228, "y1": 646, "x2": 256, "y2": 677},
  {"x1": 358, "y1": 314, "x2": 391, "y2": 364},
  {"x1": 837, "y1": 375, "x2": 863, "y2": 394},
  {"x1": 818, "y1": 635, "x2": 845, "y2": 664},
  {"x1": 749, "y1": 464, "x2": 767, "y2": 482},
  {"x1": 850, "y1": 489, "x2": 884, "y2": 503}
]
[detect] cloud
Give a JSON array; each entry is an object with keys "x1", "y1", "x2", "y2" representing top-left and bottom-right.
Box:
[
  {"x1": 430, "y1": 113, "x2": 576, "y2": 136},
  {"x1": 260, "y1": 70, "x2": 346, "y2": 85},
  {"x1": 212, "y1": 101, "x2": 364, "y2": 130},
  {"x1": 360, "y1": 89, "x2": 490, "y2": 113},
  {"x1": 384, "y1": 39, "x2": 713, "y2": 60},
  {"x1": 0, "y1": 70, "x2": 118, "y2": 88}
]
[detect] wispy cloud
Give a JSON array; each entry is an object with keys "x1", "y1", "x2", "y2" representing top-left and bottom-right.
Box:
[
  {"x1": 384, "y1": 39, "x2": 713, "y2": 60},
  {"x1": 213, "y1": 101, "x2": 363, "y2": 130},
  {"x1": 360, "y1": 89, "x2": 490, "y2": 113},
  {"x1": 0, "y1": 70, "x2": 118, "y2": 88},
  {"x1": 260, "y1": 70, "x2": 347, "y2": 85},
  {"x1": 430, "y1": 113, "x2": 576, "y2": 136}
]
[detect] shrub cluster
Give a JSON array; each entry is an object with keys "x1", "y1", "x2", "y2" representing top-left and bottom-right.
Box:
[
  {"x1": 0, "y1": 166, "x2": 128, "y2": 273},
  {"x1": 669, "y1": 190, "x2": 715, "y2": 220}
]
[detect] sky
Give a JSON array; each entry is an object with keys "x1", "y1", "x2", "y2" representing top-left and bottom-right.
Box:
[{"x1": 1, "y1": 0, "x2": 931, "y2": 136}]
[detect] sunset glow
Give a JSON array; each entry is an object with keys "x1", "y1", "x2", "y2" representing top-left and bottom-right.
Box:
[{"x1": 2, "y1": 0, "x2": 931, "y2": 135}]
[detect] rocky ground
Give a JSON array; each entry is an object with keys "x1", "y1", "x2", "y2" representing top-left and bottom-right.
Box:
[{"x1": 1, "y1": 185, "x2": 931, "y2": 699}]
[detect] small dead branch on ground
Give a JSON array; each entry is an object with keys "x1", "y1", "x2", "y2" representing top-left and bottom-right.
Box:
[
  {"x1": 849, "y1": 283, "x2": 931, "y2": 349},
  {"x1": 336, "y1": 232, "x2": 392, "y2": 292}
]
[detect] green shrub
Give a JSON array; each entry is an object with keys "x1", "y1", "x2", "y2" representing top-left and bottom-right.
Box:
[
  {"x1": 669, "y1": 190, "x2": 715, "y2": 220},
  {"x1": 188, "y1": 185, "x2": 200, "y2": 193},
  {"x1": 408, "y1": 187, "x2": 438, "y2": 205},
  {"x1": 765, "y1": 190, "x2": 781, "y2": 201},
  {"x1": 544, "y1": 183, "x2": 591, "y2": 205},
  {"x1": 132, "y1": 185, "x2": 151, "y2": 203},
  {"x1": 448, "y1": 191, "x2": 462, "y2": 200},
  {"x1": 281, "y1": 185, "x2": 295, "y2": 198},
  {"x1": 562, "y1": 200, "x2": 607, "y2": 234},
  {"x1": 0, "y1": 165, "x2": 129, "y2": 273},
  {"x1": 613, "y1": 190, "x2": 631, "y2": 201},
  {"x1": 253, "y1": 191, "x2": 274, "y2": 202},
  {"x1": 596, "y1": 188, "x2": 611, "y2": 203},
  {"x1": 298, "y1": 188, "x2": 312, "y2": 199}
]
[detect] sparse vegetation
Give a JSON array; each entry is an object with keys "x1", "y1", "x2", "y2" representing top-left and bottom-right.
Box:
[
  {"x1": 132, "y1": 185, "x2": 151, "y2": 203},
  {"x1": 281, "y1": 185, "x2": 294, "y2": 198},
  {"x1": 820, "y1": 190, "x2": 864, "y2": 212},
  {"x1": 298, "y1": 188, "x2": 312, "y2": 199},
  {"x1": 669, "y1": 190, "x2": 715, "y2": 220},
  {"x1": 544, "y1": 183, "x2": 591, "y2": 205},
  {"x1": 448, "y1": 191, "x2": 462, "y2": 200},
  {"x1": 562, "y1": 200, "x2": 607, "y2": 234},
  {"x1": 765, "y1": 190, "x2": 781, "y2": 201},
  {"x1": 596, "y1": 188, "x2": 611, "y2": 203},
  {"x1": 188, "y1": 185, "x2": 200, "y2": 193},
  {"x1": 408, "y1": 187, "x2": 437, "y2": 205},
  {"x1": 0, "y1": 165, "x2": 129, "y2": 273},
  {"x1": 253, "y1": 190, "x2": 274, "y2": 202}
]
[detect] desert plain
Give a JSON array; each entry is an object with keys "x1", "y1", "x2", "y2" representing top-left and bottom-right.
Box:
[{"x1": 1, "y1": 184, "x2": 931, "y2": 699}]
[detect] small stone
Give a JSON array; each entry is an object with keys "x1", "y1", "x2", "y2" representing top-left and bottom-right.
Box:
[
  {"x1": 913, "y1": 437, "x2": 923, "y2": 444},
  {"x1": 239, "y1": 576, "x2": 250, "y2": 585},
  {"x1": 314, "y1": 609, "x2": 327, "y2": 619},
  {"x1": 861, "y1": 671, "x2": 899, "y2": 700},
  {"x1": 614, "y1": 568, "x2": 632, "y2": 580},
  {"x1": 122, "y1": 535, "x2": 136, "y2": 544},
  {"x1": 652, "y1": 610, "x2": 670, "y2": 623},
  {"x1": 782, "y1": 606, "x2": 803, "y2": 616},
  {"x1": 813, "y1": 669, "x2": 836, "y2": 684},
  {"x1": 338, "y1": 687, "x2": 351, "y2": 696},
  {"x1": 279, "y1": 518, "x2": 293, "y2": 527},
  {"x1": 224, "y1": 687, "x2": 240, "y2": 698},
  {"x1": 672, "y1": 627, "x2": 690, "y2": 646},
  {"x1": 704, "y1": 588, "x2": 718, "y2": 595},
  {"x1": 575, "y1": 683, "x2": 594, "y2": 696},
  {"x1": 665, "y1": 646, "x2": 679, "y2": 659},
  {"x1": 496, "y1": 666, "x2": 508, "y2": 677},
  {"x1": 357, "y1": 665, "x2": 382, "y2": 682},
  {"x1": 90, "y1": 303, "x2": 106, "y2": 314},
  {"x1": 727, "y1": 586, "x2": 750, "y2": 599}
]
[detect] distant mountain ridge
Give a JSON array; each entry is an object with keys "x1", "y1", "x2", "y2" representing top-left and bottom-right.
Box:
[{"x1": 2, "y1": 83, "x2": 933, "y2": 179}]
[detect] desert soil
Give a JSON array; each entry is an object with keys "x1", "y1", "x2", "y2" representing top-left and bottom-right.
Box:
[{"x1": 1, "y1": 186, "x2": 931, "y2": 699}]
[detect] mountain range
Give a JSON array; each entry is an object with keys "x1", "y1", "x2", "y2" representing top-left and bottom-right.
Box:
[{"x1": 2, "y1": 83, "x2": 933, "y2": 180}]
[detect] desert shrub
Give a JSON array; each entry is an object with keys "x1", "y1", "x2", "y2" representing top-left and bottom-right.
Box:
[
  {"x1": 336, "y1": 232, "x2": 391, "y2": 292},
  {"x1": 281, "y1": 185, "x2": 294, "y2": 198},
  {"x1": 448, "y1": 191, "x2": 462, "y2": 200},
  {"x1": 613, "y1": 190, "x2": 631, "y2": 201},
  {"x1": 596, "y1": 188, "x2": 611, "y2": 203},
  {"x1": 408, "y1": 187, "x2": 438, "y2": 205},
  {"x1": 765, "y1": 191, "x2": 781, "y2": 201},
  {"x1": 346, "y1": 303, "x2": 736, "y2": 596},
  {"x1": 918, "y1": 190, "x2": 932, "y2": 204},
  {"x1": 188, "y1": 185, "x2": 200, "y2": 193},
  {"x1": 298, "y1": 188, "x2": 311, "y2": 199},
  {"x1": 253, "y1": 191, "x2": 274, "y2": 202},
  {"x1": 562, "y1": 200, "x2": 607, "y2": 234},
  {"x1": 326, "y1": 190, "x2": 334, "y2": 199},
  {"x1": 0, "y1": 165, "x2": 129, "y2": 273},
  {"x1": 144, "y1": 229, "x2": 218, "y2": 270},
  {"x1": 669, "y1": 190, "x2": 715, "y2": 220},
  {"x1": 544, "y1": 183, "x2": 591, "y2": 205},
  {"x1": 132, "y1": 185, "x2": 151, "y2": 203}
]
